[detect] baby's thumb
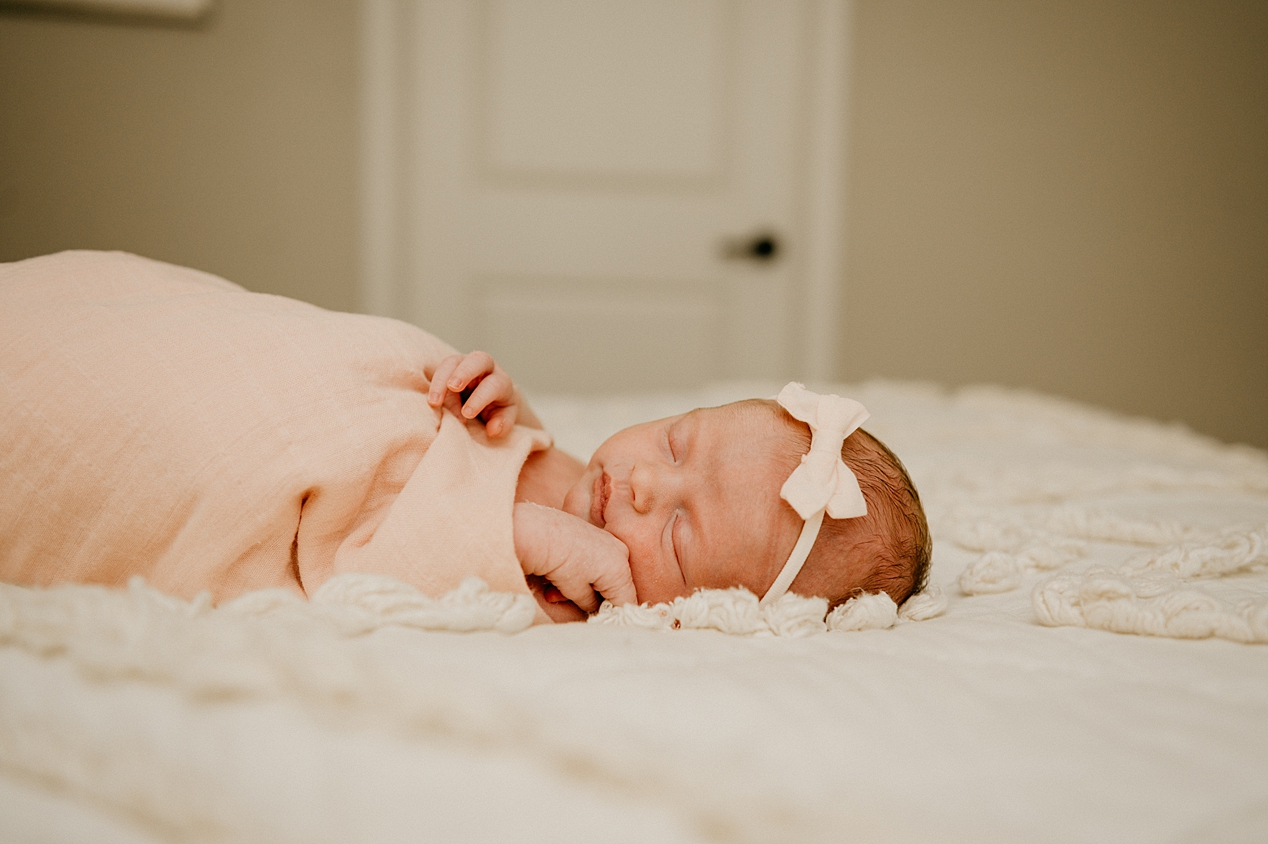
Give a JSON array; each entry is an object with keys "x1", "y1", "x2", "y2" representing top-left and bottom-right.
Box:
[{"x1": 487, "y1": 406, "x2": 517, "y2": 438}]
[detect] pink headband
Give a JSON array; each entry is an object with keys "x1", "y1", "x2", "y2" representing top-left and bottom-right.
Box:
[{"x1": 760, "y1": 383, "x2": 870, "y2": 605}]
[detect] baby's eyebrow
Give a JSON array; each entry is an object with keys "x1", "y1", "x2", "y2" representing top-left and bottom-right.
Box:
[
  {"x1": 667, "y1": 413, "x2": 691, "y2": 458},
  {"x1": 680, "y1": 410, "x2": 700, "y2": 452}
]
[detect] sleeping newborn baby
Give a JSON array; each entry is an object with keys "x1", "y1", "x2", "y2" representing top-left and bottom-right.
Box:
[
  {"x1": 0, "y1": 251, "x2": 930, "y2": 623},
  {"x1": 431, "y1": 352, "x2": 932, "y2": 622}
]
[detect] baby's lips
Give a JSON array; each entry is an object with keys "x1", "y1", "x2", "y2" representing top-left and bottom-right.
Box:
[
  {"x1": 600, "y1": 472, "x2": 612, "y2": 526},
  {"x1": 589, "y1": 472, "x2": 603, "y2": 527}
]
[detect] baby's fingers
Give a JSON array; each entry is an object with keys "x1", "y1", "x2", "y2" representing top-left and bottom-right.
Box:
[
  {"x1": 547, "y1": 571, "x2": 603, "y2": 615},
  {"x1": 463, "y1": 368, "x2": 516, "y2": 421},
  {"x1": 557, "y1": 533, "x2": 634, "y2": 612},
  {"x1": 427, "y1": 355, "x2": 465, "y2": 406},
  {"x1": 483, "y1": 405, "x2": 519, "y2": 438},
  {"x1": 592, "y1": 568, "x2": 636, "y2": 608},
  {"x1": 446, "y1": 351, "x2": 497, "y2": 394}
]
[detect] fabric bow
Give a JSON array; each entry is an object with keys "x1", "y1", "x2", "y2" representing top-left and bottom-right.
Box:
[{"x1": 776, "y1": 382, "x2": 869, "y2": 521}]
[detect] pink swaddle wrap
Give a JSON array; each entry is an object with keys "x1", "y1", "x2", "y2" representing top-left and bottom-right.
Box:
[{"x1": 0, "y1": 251, "x2": 549, "y2": 604}]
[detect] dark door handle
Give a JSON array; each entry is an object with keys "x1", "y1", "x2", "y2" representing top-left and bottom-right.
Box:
[{"x1": 721, "y1": 231, "x2": 781, "y2": 263}]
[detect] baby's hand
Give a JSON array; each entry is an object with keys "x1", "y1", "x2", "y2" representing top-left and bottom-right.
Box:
[
  {"x1": 513, "y1": 502, "x2": 636, "y2": 619},
  {"x1": 427, "y1": 351, "x2": 526, "y2": 438}
]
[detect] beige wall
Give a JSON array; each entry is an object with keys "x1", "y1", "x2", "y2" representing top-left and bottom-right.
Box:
[
  {"x1": 2, "y1": 1, "x2": 1264, "y2": 448},
  {"x1": 0, "y1": 0, "x2": 358, "y2": 311},
  {"x1": 846, "y1": 1, "x2": 1267, "y2": 448}
]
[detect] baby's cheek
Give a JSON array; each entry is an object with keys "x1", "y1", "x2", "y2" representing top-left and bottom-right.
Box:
[
  {"x1": 625, "y1": 549, "x2": 686, "y2": 604},
  {"x1": 617, "y1": 543, "x2": 648, "y2": 594}
]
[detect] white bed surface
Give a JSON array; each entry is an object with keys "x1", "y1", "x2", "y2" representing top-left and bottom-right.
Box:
[{"x1": 2, "y1": 381, "x2": 1266, "y2": 843}]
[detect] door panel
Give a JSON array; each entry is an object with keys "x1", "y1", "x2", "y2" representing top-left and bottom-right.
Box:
[
  {"x1": 477, "y1": 277, "x2": 722, "y2": 390},
  {"x1": 398, "y1": 0, "x2": 831, "y2": 393},
  {"x1": 482, "y1": 0, "x2": 727, "y2": 182}
]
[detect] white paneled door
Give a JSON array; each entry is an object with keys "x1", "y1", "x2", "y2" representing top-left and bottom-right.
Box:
[{"x1": 362, "y1": 0, "x2": 848, "y2": 393}]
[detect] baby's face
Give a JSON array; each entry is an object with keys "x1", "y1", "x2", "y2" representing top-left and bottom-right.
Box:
[{"x1": 562, "y1": 402, "x2": 803, "y2": 604}]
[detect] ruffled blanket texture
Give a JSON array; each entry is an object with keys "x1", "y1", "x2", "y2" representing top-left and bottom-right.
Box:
[{"x1": 2, "y1": 253, "x2": 1268, "y2": 843}]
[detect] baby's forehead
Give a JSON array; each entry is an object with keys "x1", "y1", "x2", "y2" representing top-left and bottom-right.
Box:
[
  {"x1": 691, "y1": 401, "x2": 798, "y2": 465},
  {"x1": 687, "y1": 403, "x2": 803, "y2": 564},
  {"x1": 689, "y1": 402, "x2": 796, "y2": 519}
]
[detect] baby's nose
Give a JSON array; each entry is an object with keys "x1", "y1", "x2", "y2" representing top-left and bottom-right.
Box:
[{"x1": 629, "y1": 463, "x2": 656, "y2": 514}]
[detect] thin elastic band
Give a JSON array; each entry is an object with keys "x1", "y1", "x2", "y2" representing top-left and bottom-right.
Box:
[{"x1": 761, "y1": 509, "x2": 825, "y2": 605}]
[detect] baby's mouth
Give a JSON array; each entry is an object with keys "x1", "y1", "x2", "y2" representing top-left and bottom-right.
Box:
[{"x1": 590, "y1": 471, "x2": 610, "y2": 528}]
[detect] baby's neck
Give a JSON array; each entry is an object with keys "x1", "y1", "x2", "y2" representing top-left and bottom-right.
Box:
[{"x1": 516, "y1": 446, "x2": 584, "y2": 509}]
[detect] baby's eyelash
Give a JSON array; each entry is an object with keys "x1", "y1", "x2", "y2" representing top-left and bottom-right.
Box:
[{"x1": 670, "y1": 513, "x2": 681, "y2": 564}]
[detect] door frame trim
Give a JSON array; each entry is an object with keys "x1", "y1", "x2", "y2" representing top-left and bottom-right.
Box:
[{"x1": 799, "y1": 0, "x2": 850, "y2": 381}]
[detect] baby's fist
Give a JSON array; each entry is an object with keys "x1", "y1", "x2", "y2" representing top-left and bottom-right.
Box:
[
  {"x1": 512, "y1": 502, "x2": 636, "y2": 618},
  {"x1": 427, "y1": 351, "x2": 522, "y2": 438}
]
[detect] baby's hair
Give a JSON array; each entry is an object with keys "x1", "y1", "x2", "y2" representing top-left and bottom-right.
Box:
[
  {"x1": 746, "y1": 399, "x2": 932, "y2": 609},
  {"x1": 833, "y1": 429, "x2": 932, "y2": 606}
]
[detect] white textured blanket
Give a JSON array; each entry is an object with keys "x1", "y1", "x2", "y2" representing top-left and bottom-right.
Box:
[{"x1": 2, "y1": 382, "x2": 1267, "y2": 843}]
